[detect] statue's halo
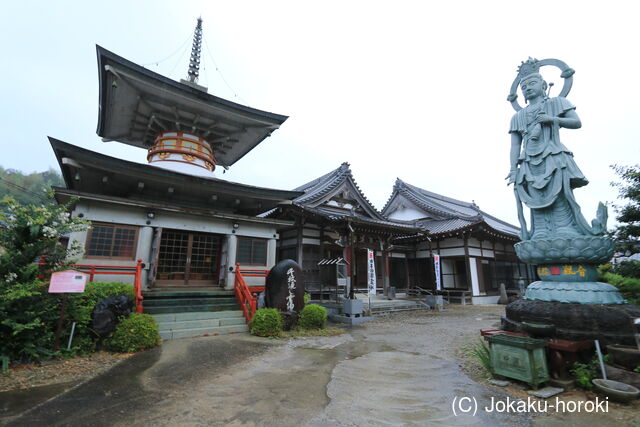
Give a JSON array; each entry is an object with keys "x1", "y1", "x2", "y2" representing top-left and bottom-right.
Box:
[{"x1": 507, "y1": 58, "x2": 575, "y2": 112}]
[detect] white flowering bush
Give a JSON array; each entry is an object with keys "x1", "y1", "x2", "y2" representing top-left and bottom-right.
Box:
[{"x1": 0, "y1": 194, "x2": 87, "y2": 362}]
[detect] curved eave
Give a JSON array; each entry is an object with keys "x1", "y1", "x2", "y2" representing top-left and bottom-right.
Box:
[
  {"x1": 397, "y1": 221, "x2": 520, "y2": 243},
  {"x1": 96, "y1": 45, "x2": 288, "y2": 167},
  {"x1": 50, "y1": 137, "x2": 302, "y2": 214}
]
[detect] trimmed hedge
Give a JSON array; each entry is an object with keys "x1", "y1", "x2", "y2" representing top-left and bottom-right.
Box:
[
  {"x1": 298, "y1": 304, "x2": 327, "y2": 330},
  {"x1": 251, "y1": 308, "x2": 283, "y2": 337},
  {"x1": 106, "y1": 313, "x2": 161, "y2": 352}
]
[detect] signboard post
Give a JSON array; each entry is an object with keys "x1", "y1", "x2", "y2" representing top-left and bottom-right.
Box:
[
  {"x1": 367, "y1": 249, "x2": 377, "y2": 295},
  {"x1": 433, "y1": 254, "x2": 442, "y2": 291},
  {"x1": 49, "y1": 270, "x2": 87, "y2": 351},
  {"x1": 367, "y1": 249, "x2": 376, "y2": 313}
]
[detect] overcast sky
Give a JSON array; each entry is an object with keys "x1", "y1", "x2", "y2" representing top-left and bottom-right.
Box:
[{"x1": 2, "y1": 1, "x2": 639, "y2": 227}]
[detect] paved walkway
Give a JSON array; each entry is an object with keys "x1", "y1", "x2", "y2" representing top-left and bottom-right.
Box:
[{"x1": 5, "y1": 306, "x2": 633, "y2": 426}]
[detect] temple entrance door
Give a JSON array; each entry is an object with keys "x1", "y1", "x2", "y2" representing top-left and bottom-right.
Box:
[
  {"x1": 390, "y1": 258, "x2": 408, "y2": 289},
  {"x1": 155, "y1": 229, "x2": 222, "y2": 286}
]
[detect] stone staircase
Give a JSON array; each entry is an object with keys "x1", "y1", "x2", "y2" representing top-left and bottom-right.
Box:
[
  {"x1": 143, "y1": 288, "x2": 248, "y2": 339},
  {"x1": 367, "y1": 299, "x2": 430, "y2": 316}
]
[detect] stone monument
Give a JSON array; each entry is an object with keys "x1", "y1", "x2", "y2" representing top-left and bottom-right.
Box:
[
  {"x1": 501, "y1": 58, "x2": 640, "y2": 344},
  {"x1": 265, "y1": 259, "x2": 305, "y2": 329}
]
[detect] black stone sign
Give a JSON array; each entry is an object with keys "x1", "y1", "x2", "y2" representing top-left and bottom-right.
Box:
[
  {"x1": 265, "y1": 259, "x2": 305, "y2": 313},
  {"x1": 92, "y1": 295, "x2": 133, "y2": 336}
]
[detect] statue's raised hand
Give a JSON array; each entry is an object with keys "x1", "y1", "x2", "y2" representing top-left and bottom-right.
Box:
[{"x1": 535, "y1": 112, "x2": 555, "y2": 124}]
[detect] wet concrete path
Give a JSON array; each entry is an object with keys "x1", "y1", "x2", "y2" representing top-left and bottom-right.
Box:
[{"x1": 6, "y1": 306, "x2": 534, "y2": 426}]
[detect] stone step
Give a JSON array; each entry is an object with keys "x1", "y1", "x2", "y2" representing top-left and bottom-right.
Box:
[
  {"x1": 159, "y1": 323, "x2": 249, "y2": 340},
  {"x1": 143, "y1": 297, "x2": 237, "y2": 306},
  {"x1": 152, "y1": 310, "x2": 244, "y2": 323},
  {"x1": 144, "y1": 303, "x2": 240, "y2": 315},
  {"x1": 143, "y1": 289, "x2": 235, "y2": 298},
  {"x1": 371, "y1": 306, "x2": 429, "y2": 316},
  {"x1": 157, "y1": 316, "x2": 246, "y2": 332}
]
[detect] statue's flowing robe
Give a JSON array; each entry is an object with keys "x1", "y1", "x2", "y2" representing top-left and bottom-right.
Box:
[{"x1": 509, "y1": 97, "x2": 594, "y2": 238}]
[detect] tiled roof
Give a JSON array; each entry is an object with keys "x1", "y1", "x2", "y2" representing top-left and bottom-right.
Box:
[
  {"x1": 383, "y1": 178, "x2": 520, "y2": 238},
  {"x1": 292, "y1": 162, "x2": 385, "y2": 220},
  {"x1": 303, "y1": 205, "x2": 420, "y2": 231}
]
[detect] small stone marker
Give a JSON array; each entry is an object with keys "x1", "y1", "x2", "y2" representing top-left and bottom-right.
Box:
[
  {"x1": 527, "y1": 386, "x2": 564, "y2": 399},
  {"x1": 489, "y1": 379, "x2": 510, "y2": 387},
  {"x1": 497, "y1": 283, "x2": 509, "y2": 305},
  {"x1": 265, "y1": 259, "x2": 305, "y2": 313}
]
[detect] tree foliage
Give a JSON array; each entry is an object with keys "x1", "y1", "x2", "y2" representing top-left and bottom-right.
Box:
[
  {"x1": 0, "y1": 166, "x2": 64, "y2": 205},
  {"x1": 611, "y1": 164, "x2": 640, "y2": 254},
  {"x1": 0, "y1": 196, "x2": 87, "y2": 362}
]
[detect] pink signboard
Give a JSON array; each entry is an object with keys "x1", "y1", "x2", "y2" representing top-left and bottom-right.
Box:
[{"x1": 48, "y1": 270, "x2": 87, "y2": 293}]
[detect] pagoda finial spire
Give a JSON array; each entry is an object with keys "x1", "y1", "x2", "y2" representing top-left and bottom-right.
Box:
[{"x1": 187, "y1": 17, "x2": 203, "y2": 83}]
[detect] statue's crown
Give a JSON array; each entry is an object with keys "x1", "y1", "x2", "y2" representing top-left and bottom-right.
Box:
[{"x1": 517, "y1": 57, "x2": 541, "y2": 79}]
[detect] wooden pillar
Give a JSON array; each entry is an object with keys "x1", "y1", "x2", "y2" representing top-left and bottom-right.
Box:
[
  {"x1": 464, "y1": 233, "x2": 472, "y2": 291},
  {"x1": 492, "y1": 240, "x2": 498, "y2": 291},
  {"x1": 296, "y1": 219, "x2": 304, "y2": 266},
  {"x1": 435, "y1": 239, "x2": 441, "y2": 290},
  {"x1": 404, "y1": 256, "x2": 411, "y2": 290},
  {"x1": 382, "y1": 250, "x2": 390, "y2": 296},
  {"x1": 319, "y1": 225, "x2": 325, "y2": 258}
]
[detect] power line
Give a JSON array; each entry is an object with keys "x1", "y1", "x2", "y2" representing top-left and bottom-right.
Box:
[
  {"x1": 168, "y1": 41, "x2": 191, "y2": 79},
  {"x1": 140, "y1": 34, "x2": 192, "y2": 67},
  {"x1": 0, "y1": 176, "x2": 50, "y2": 203},
  {"x1": 203, "y1": 38, "x2": 248, "y2": 105}
]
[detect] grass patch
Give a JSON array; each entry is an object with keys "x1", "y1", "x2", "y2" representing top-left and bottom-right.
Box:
[
  {"x1": 279, "y1": 327, "x2": 346, "y2": 338},
  {"x1": 456, "y1": 340, "x2": 493, "y2": 381}
]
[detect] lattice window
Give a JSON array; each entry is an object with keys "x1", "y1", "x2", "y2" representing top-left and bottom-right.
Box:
[
  {"x1": 237, "y1": 237, "x2": 267, "y2": 265},
  {"x1": 86, "y1": 223, "x2": 138, "y2": 259}
]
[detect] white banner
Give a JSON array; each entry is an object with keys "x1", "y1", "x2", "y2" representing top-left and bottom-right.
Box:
[
  {"x1": 367, "y1": 249, "x2": 377, "y2": 295},
  {"x1": 434, "y1": 254, "x2": 442, "y2": 291}
]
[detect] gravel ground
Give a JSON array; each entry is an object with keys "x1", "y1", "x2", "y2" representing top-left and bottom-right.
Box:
[{"x1": 0, "y1": 352, "x2": 132, "y2": 393}]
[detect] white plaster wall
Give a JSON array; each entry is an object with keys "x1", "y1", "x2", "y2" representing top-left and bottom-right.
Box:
[
  {"x1": 469, "y1": 257, "x2": 480, "y2": 296},
  {"x1": 468, "y1": 248, "x2": 482, "y2": 257},
  {"x1": 387, "y1": 206, "x2": 425, "y2": 221},
  {"x1": 225, "y1": 234, "x2": 238, "y2": 290},
  {"x1": 438, "y1": 238, "x2": 465, "y2": 248},
  {"x1": 439, "y1": 248, "x2": 465, "y2": 257},
  {"x1": 75, "y1": 200, "x2": 278, "y2": 238},
  {"x1": 70, "y1": 200, "x2": 279, "y2": 288},
  {"x1": 468, "y1": 237, "x2": 481, "y2": 247}
]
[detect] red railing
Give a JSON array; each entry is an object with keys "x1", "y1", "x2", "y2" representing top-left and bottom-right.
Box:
[
  {"x1": 233, "y1": 263, "x2": 269, "y2": 323},
  {"x1": 41, "y1": 258, "x2": 144, "y2": 314}
]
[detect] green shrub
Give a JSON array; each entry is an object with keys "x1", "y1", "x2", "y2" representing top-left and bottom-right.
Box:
[
  {"x1": 298, "y1": 304, "x2": 327, "y2": 330},
  {"x1": 571, "y1": 361, "x2": 596, "y2": 390},
  {"x1": 65, "y1": 282, "x2": 136, "y2": 353},
  {"x1": 0, "y1": 281, "x2": 59, "y2": 363},
  {"x1": 250, "y1": 308, "x2": 283, "y2": 337},
  {"x1": 304, "y1": 292, "x2": 311, "y2": 305},
  {"x1": 598, "y1": 271, "x2": 640, "y2": 305},
  {"x1": 612, "y1": 261, "x2": 640, "y2": 279},
  {"x1": 106, "y1": 313, "x2": 160, "y2": 353}
]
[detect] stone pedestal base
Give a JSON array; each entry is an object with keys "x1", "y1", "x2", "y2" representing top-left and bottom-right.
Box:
[
  {"x1": 524, "y1": 280, "x2": 626, "y2": 304},
  {"x1": 502, "y1": 299, "x2": 640, "y2": 346}
]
